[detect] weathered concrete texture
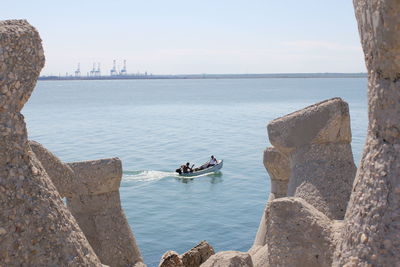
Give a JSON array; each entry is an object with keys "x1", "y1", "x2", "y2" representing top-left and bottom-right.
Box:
[
  {"x1": 28, "y1": 140, "x2": 80, "y2": 197},
  {"x1": 267, "y1": 98, "x2": 352, "y2": 154},
  {"x1": 29, "y1": 141, "x2": 145, "y2": 267},
  {"x1": 159, "y1": 251, "x2": 184, "y2": 267},
  {"x1": 249, "y1": 245, "x2": 268, "y2": 267},
  {"x1": 201, "y1": 251, "x2": 253, "y2": 267},
  {"x1": 0, "y1": 20, "x2": 102, "y2": 266},
  {"x1": 68, "y1": 189, "x2": 144, "y2": 267},
  {"x1": 333, "y1": 0, "x2": 400, "y2": 266},
  {"x1": 263, "y1": 147, "x2": 290, "y2": 200},
  {"x1": 268, "y1": 98, "x2": 357, "y2": 219},
  {"x1": 252, "y1": 147, "x2": 290, "y2": 248},
  {"x1": 265, "y1": 197, "x2": 339, "y2": 267},
  {"x1": 158, "y1": 241, "x2": 214, "y2": 267},
  {"x1": 252, "y1": 205, "x2": 269, "y2": 249},
  {"x1": 247, "y1": 245, "x2": 262, "y2": 256},
  {"x1": 288, "y1": 142, "x2": 356, "y2": 219},
  {"x1": 181, "y1": 241, "x2": 215, "y2": 267}
]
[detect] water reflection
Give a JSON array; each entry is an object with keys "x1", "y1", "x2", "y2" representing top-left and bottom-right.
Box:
[{"x1": 175, "y1": 172, "x2": 223, "y2": 184}]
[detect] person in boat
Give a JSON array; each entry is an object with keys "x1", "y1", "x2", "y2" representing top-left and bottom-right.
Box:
[
  {"x1": 182, "y1": 162, "x2": 193, "y2": 173},
  {"x1": 207, "y1": 155, "x2": 218, "y2": 168}
]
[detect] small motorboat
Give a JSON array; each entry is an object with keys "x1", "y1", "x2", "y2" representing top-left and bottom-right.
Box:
[{"x1": 177, "y1": 160, "x2": 223, "y2": 177}]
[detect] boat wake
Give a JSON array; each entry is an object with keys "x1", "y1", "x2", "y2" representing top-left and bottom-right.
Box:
[
  {"x1": 123, "y1": 170, "x2": 177, "y2": 183},
  {"x1": 121, "y1": 170, "x2": 223, "y2": 188}
]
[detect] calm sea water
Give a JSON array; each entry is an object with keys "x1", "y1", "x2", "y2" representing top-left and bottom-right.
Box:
[{"x1": 24, "y1": 78, "x2": 368, "y2": 266}]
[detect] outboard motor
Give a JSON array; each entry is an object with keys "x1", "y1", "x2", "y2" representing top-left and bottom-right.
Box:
[{"x1": 175, "y1": 168, "x2": 182, "y2": 175}]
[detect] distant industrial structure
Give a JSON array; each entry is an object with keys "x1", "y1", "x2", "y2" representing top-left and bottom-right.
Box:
[
  {"x1": 66, "y1": 60, "x2": 132, "y2": 78},
  {"x1": 110, "y1": 60, "x2": 118, "y2": 76},
  {"x1": 109, "y1": 59, "x2": 127, "y2": 76},
  {"x1": 39, "y1": 62, "x2": 369, "y2": 81},
  {"x1": 39, "y1": 59, "x2": 369, "y2": 81},
  {"x1": 74, "y1": 63, "x2": 81, "y2": 77},
  {"x1": 36, "y1": 59, "x2": 162, "y2": 80},
  {"x1": 120, "y1": 60, "x2": 127, "y2": 75},
  {"x1": 39, "y1": 72, "x2": 368, "y2": 81},
  {"x1": 89, "y1": 63, "x2": 101, "y2": 77}
]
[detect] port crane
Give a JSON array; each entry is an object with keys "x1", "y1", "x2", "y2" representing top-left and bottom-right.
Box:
[
  {"x1": 110, "y1": 60, "x2": 117, "y2": 76},
  {"x1": 95, "y1": 63, "x2": 101, "y2": 76},
  {"x1": 74, "y1": 63, "x2": 81, "y2": 77},
  {"x1": 90, "y1": 63, "x2": 96, "y2": 77},
  {"x1": 120, "y1": 60, "x2": 127, "y2": 75}
]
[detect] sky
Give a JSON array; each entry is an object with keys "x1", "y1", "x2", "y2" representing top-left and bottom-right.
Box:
[{"x1": 2, "y1": 0, "x2": 366, "y2": 75}]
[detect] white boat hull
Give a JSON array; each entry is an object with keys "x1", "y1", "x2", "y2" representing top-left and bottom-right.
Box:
[{"x1": 178, "y1": 160, "x2": 223, "y2": 177}]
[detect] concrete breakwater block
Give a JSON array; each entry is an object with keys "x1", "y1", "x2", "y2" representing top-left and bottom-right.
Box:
[
  {"x1": 29, "y1": 140, "x2": 145, "y2": 267},
  {"x1": 158, "y1": 241, "x2": 215, "y2": 267},
  {"x1": 252, "y1": 147, "x2": 290, "y2": 248},
  {"x1": 251, "y1": 98, "x2": 356, "y2": 266},
  {"x1": 0, "y1": 20, "x2": 102, "y2": 266},
  {"x1": 264, "y1": 197, "x2": 340, "y2": 267},
  {"x1": 263, "y1": 147, "x2": 290, "y2": 201},
  {"x1": 268, "y1": 98, "x2": 357, "y2": 220},
  {"x1": 333, "y1": 0, "x2": 400, "y2": 265},
  {"x1": 200, "y1": 251, "x2": 254, "y2": 267}
]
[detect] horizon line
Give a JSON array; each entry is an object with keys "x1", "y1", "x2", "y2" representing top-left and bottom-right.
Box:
[{"x1": 39, "y1": 72, "x2": 368, "y2": 81}]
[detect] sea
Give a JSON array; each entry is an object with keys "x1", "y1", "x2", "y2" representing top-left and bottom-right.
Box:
[{"x1": 24, "y1": 78, "x2": 368, "y2": 266}]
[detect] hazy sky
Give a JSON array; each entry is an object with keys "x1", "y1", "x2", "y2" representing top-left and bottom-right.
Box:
[{"x1": 2, "y1": 0, "x2": 366, "y2": 75}]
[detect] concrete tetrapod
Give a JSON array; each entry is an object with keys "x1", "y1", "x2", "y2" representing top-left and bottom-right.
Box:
[
  {"x1": 252, "y1": 147, "x2": 290, "y2": 248},
  {"x1": 267, "y1": 98, "x2": 357, "y2": 220},
  {"x1": 29, "y1": 141, "x2": 145, "y2": 267},
  {"x1": 0, "y1": 20, "x2": 102, "y2": 266},
  {"x1": 159, "y1": 251, "x2": 185, "y2": 267},
  {"x1": 180, "y1": 241, "x2": 215, "y2": 267},
  {"x1": 158, "y1": 241, "x2": 214, "y2": 267},
  {"x1": 264, "y1": 197, "x2": 342, "y2": 267},
  {"x1": 333, "y1": 0, "x2": 400, "y2": 266},
  {"x1": 200, "y1": 251, "x2": 254, "y2": 267},
  {"x1": 263, "y1": 147, "x2": 290, "y2": 201}
]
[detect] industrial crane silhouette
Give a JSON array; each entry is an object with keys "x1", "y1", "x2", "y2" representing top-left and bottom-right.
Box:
[
  {"x1": 120, "y1": 60, "x2": 127, "y2": 75},
  {"x1": 95, "y1": 63, "x2": 101, "y2": 76},
  {"x1": 90, "y1": 63, "x2": 96, "y2": 77},
  {"x1": 110, "y1": 60, "x2": 117, "y2": 76},
  {"x1": 74, "y1": 63, "x2": 81, "y2": 77}
]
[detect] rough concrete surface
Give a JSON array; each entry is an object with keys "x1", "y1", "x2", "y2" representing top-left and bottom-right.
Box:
[
  {"x1": 181, "y1": 241, "x2": 215, "y2": 267},
  {"x1": 252, "y1": 147, "x2": 290, "y2": 248},
  {"x1": 267, "y1": 98, "x2": 352, "y2": 155},
  {"x1": 158, "y1": 241, "x2": 214, "y2": 267},
  {"x1": 265, "y1": 197, "x2": 337, "y2": 267},
  {"x1": 263, "y1": 147, "x2": 290, "y2": 200},
  {"x1": 29, "y1": 141, "x2": 145, "y2": 267},
  {"x1": 0, "y1": 19, "x2": 102, "y2": 266},
  {"x1": 28, "y1": 140, "x2": 83, "y2": 197},
  {"x1": 333, "y1": 0, "x2": 400, "y2": 266},
  {"x1": 249, "y1": 244, "x2": 268, "y2": 267},
  {"x1": 288, "y1": 142, "x2": 356, "y2": 219},
  {"x1": 268, "y1": 98, "x2": 356, "y2": 219},
  {"x1": 159, "y1": 251, "x2": 184, "y2": 267},
  {"x1": 200, "y1": 251, "x2": 254, "y2": 267}
]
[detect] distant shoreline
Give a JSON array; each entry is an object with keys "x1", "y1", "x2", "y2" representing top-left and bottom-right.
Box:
[{"x1": 39, "y1": 73, "x2": 367, "y2": 81}]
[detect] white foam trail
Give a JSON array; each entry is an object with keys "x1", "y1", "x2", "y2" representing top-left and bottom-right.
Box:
[{"x1": 123, "y1": 170, "x2": 177, "y2": 183}]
